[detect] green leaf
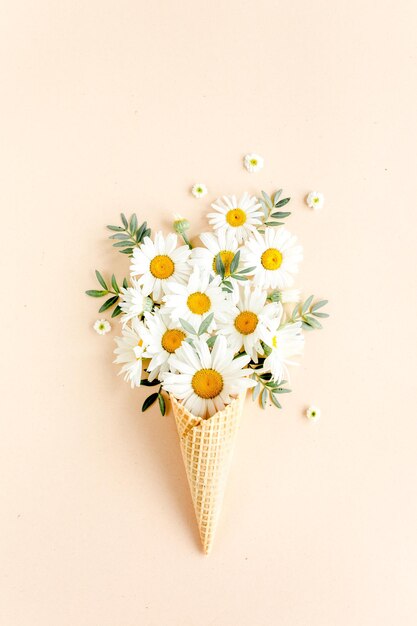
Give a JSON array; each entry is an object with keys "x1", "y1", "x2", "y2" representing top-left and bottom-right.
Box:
[
  {"x1": 98, "y1": 295, "x2": 119, "y2": 312},
  {"x1": 107, "y1": 225, "x2": 125, "y2": 232},
  {"x1": 111, "y1": 305, "x2": 122, "y2": 318},
  {"x1": 270, "y1": 211, "x2": 291, "y2": 219},
  {"x1": 111, "y1": 274, "x2": 119, "y2": 293},
  {"x1": 237, "y1": 266, "x2": 256, "y2": 275},
  {"x1": 291, "y1": 303, "x2": 300, "y2": 321},
  {"x1": 267, "y1": 290, "x2": 281, "y2": 302},
  {"x1": 261, "y1": 191, "x2": 273, "y2": 209},
  {"x1": 142, "y1": 392, "x2": 159, "y2": 412},
  {"x1": 302, "y1": 321, "x2": 314, "y2": 331},
  {"x1": 311, "y1": 299, "x2": 329, "y2": 312},
  {"x1": 304, "y1": 315, "x2": 323, "y2": 329},
  {"x1": 95, "y1": 270, "x2": 108, "y2": 290},
  {"x1": 302, "y1": 295, "x2": 314, "y2": 315},
  {"x1": 230, "y1": 250, "x2": 240, "y2": 275},
  {"x1": 120, "y1": 248, "x2": 134, "y2": 255},
  {"x1": 274, "y1": 197, "x2": 290, "y2": 208},
  {"x1": 312, "y1": 311, "x2": 329, "y2": 318},
  {"x1": 129, "y1": 213, "x2": 138, "y2": 234},
  {"x1": 265, "y1": 221, "x2": 284, "y2": 227},
  {"x1": 252, "y1": 382, "x2": 261, "y2": 401},
  {"x1": 143, "y1": 228, "x2": 151, "y2": 239},
  {"x1": 215, "y1": 253, "x2": 225, "y2": 278},
  {"x1": 86, "y1": 289, "x2": 108, "y2": 297},
  {"x1": 270, "y1": 393, "x2": 282, "y2": 409},
  {"x1": 231, "y1": 274, "x2": 248, "y2": 281},
  {"x1": 141, "y1": 378, "x2": 160, "y2": 387},
  {"x1": 259, "y1": 200, "x2": 269, "y2": 218},
  {"x1": 121, "y1": 213, "x2": 128, "y2": 229},
  {"x1": 179, "y1": 318, "x2": 197, "y2": 335},
  {"x1": 206, "y1": 336, "x2": 217, "y2": 348},
  {"x1": 222, "y1": 280, "x2": 233, "y2": 290},
  {"x1": 122, "y1": 277, "x2": 129, "y2": 289},
  {"x1": 109, "y1": 233, "x2": 132, "y2": 240},
  {"x1": 198, "y1": 312, "x2": 214, "y2": 336},
  {"x1": 113, "y1": 240, "x2": 134, "y2": 247},
  {"x1": 158, "y1": 393, "x2": 166, "y2": 416},
  {"x1": 274, "y1": 387, "x2": 292, "y2": 394},
  {"x1": 273, "y1": 189, "x2": 283, "y2": 205},
  {"x1": 261, "y1": 387, "x2": 268, "y2": 409},
  {"x1": 136, "y1": 221, "x2": 147, "y2": 242}
]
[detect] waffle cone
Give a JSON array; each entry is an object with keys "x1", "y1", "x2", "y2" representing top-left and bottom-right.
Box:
[{"x1": 170, "y1": 392, "x2": 246, "y2": 554}]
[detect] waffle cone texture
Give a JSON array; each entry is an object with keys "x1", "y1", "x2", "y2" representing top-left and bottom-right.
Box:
[{"x1": 170, "y1": 392, "x2": 246, "y2": 554}]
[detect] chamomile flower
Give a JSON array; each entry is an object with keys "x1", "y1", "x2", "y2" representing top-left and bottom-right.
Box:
[
  {"x1": 306, "y1": 191, "x2": 324, "y2": 210},
  {"x1": 306, "y1": 405, "x2": 321, "y2": 421},
  {"x1": 244, "y1": 153, "x2": 264, "y2": 173},
  {"x1": 207, "y1": 192, "x2": 263, "y2": 244},
  {"x1": 242, "y1": 227, "x2": 303, "y2": 289},
  {"x1": 161, "y1": 335, "x2": 255, "y2": 417},
  {"x1": 190, "y1": 230, "x2": 241, "y2": 294},
  {"x1": 113, "y1": 318, "x2": 147, "y2": 388},
  {"x1": 93, "y1": 319, "x2": 111, "y2": 335},
  {"x1": 191, "y1": 183, "x2": 208, "y2": 198},
  {"x1": 119, "y1": 278, "x2": 150, "y2": 325},
  {"x1": 262, "y1": 321, "x2": 304, "y2": 383},
  {"x1": 141, "y1": 310, "x2": 189, "y2": 381},
  {"x1": 162, "y1": 266, "x2": 227, "y2": 331},
  {"x1": 130, "y1": 231, "x2": 192, "y2": 303},
  {"x1": 218, "y1": 285, "x2": 282, "y2": 361}
]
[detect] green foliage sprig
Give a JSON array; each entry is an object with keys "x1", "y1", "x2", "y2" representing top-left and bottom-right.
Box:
[
  {"x1": 214, "y1": 251, "x2": 256, "y2": 293},
  {"x1": 259, "y1": 189, "x2": 291, "y2": 231},
  {"x1": 141, "y1": 384, "x2": 166, "y2": 416},
  {"x1": 85, "y1": 270, "x2": 129, "y2": 318},
  {"x1": 250, "y1": 363, "x2": 292, "y2": 409},
  {"x1": 289, "y1": 296, "x2": 329, "y2": 331},
  {"x1": 107, "y1": 213, "x2": 151, "y2": 256}
]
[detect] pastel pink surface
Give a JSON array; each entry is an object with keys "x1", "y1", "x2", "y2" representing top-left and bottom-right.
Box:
[{"x1": 1, "y1": 1, "x2": 417, "y2": 625}]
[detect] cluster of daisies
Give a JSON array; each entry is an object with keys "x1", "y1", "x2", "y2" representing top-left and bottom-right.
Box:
[{"x1": 87, "y1": 188, "x2": 328, "y2": 419}]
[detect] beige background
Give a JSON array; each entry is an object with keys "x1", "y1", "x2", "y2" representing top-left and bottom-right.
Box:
[{"x1": 1, "y1": 1, "x2": 417, "y2": 624}]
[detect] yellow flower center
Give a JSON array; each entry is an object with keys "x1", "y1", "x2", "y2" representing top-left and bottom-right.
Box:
[
  {"x1": 272, "y1": 335, "x2": 278, "y2": 348},
  {"x1": 261, "y1": 247, "x2": 283, "y2": 270},
  {"x1": 161, "y1": 329, "x2": 186, "y2": 353},
  {"x1": 191, "y1": 368, "x2": 224, "y2": 399},
  {"x1": 226, "y1": 208, "x2": 247, "y2": 227},
  {"x1": 149, "y1": 254, "x2": 175, "y2": 279},
  {"x1": 212, "y1": 250, "x2": 235, "y2": 277},
  {"x1": 234, "y1": 311, "x2": 258, "y2": 335},
  {"x1": 187, "y1": 292, "x2": 211, "y2": 315}
]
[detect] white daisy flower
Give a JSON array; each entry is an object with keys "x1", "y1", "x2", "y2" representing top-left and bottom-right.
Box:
[
  {"x1": 306, "y1": 191, "x2": 324, "y2": 210},
  {"x1": 113, "y1": 318, "x2": 147, "y2": 388},
  {"x1": 244, "y1": 153, "x2": 264, "y2": 173},
  {"x1": 241, "y1": 227, "x2": 303, "y2": 289},
  {"x1": 306, "y1": 405, "x2": 321, "y2": 421},
  {"x1": 207, "y1": 192, "x2": 263, "y2": 244},
  {"x1": 191, "y1": 183, "x2": 208, "y2": 198},
  {"x1": 93, "y1": 319, "x2": 111, "y2": 335},
  {"x1": 218, "y1": 285, "x2": 282, "y2": 361},
  {"x1": 162, "y1": 266, "x2": 228, "y2": 331},
  {"x1": 130, "y1": 231, "x2": 192, "y2": 303},
  {"x1": 141, "y1": 309, "x2": 189, "y2": 381},
  {"x1": 190, "y1": 230, "x2": 241, "y2": 295},
  {"x1": 162, "y1": 335, "x2": 255, "y2": 418},
  {"x1": 262, "y1": 321, "x2": 304, "y2": 383},
  {"x1": 119, "y1": 278, "x2": 149, "y2": 325}
]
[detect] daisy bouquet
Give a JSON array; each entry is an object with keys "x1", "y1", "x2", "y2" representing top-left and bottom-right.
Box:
[{"x1": 87, "y1": 189, "x2": 328, "y2": 552}]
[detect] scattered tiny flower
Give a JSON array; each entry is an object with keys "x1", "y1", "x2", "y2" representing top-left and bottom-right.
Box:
[
  {"x1": 244, "y1": 153, "x2": 264, "y2": 173},
  {"x1": 191, "y1": 183, "x2": 208, "y2": 198},
  {"x1": 93, "y1": 319, "x2": 111, "y2": 335},
  {"x1": 306, "y1": 191, "x2": 324, "y2": 210},
  {"x1": 306, "y1": 405, "x2": 321, "y2": 421}
]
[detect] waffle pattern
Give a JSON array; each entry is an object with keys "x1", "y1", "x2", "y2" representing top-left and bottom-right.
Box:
[{"x1": 170, "y1": 393, "x2": 246, "y2": 554}]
